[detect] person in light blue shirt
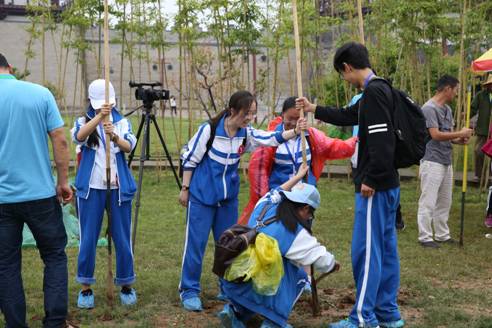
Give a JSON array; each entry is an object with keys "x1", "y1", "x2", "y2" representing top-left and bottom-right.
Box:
[{"x1": 0, "y1": 53, "x2": 72, "y2": 328}]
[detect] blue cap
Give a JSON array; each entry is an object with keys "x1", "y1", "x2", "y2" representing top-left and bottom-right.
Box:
[{"x1": 282, "y1": 183, "x2": 320, "y2": 209}]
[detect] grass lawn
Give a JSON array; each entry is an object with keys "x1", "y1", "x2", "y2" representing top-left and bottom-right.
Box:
[{"x1": 5, "y1": 170, "x2": 492, "y2": 328}]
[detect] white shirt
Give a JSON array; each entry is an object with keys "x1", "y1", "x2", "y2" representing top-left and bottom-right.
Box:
[{"x1": 89, "y1": 123, "x2": 119, "y2": 190}]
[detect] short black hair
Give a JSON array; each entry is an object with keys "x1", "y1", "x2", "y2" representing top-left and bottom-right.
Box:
[
  {"x1": 282, "y1": 96, "x2": 297, "y2": 113},
  {"x1": 0, "y1": 53, "x2": 9, "y2": 68},
  {"x1": 436, "y1": 74, "x2": 459, "y2": 92},
  {"x1": 333, "y1": 42, "x2": 371, "y2": 73}
]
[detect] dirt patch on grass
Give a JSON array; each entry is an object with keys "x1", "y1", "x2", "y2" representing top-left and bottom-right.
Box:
[
  {"x1": 154, "y1": 300, "x2": 223, "y2": 328},
  {"x1": 430, "y1": 267, "x2": 492, "y2": 291},
  {"x1": 153, "y1": 287, "x2": 424, "y2": 327}
]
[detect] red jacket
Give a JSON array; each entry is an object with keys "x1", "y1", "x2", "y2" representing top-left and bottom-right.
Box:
[{"x1": 238, "y1": 117, "x2": 356, "y2": 225}]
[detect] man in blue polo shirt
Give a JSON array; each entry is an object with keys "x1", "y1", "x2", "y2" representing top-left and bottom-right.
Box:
[{"x1": 0, "y1": 53, "x2": 72, "y2": 328}]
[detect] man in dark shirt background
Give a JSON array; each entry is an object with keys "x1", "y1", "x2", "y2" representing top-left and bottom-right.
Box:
[
  {"x1": 298, "y1": 42, "x2": 403, "y2": 328},
  {"x1": 471, "y1": 75, "x2": 492, "y2": 180}
]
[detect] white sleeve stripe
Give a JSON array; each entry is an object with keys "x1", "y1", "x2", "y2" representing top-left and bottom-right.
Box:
[
  {"x1": 368, "y1": 128, "x2": 388, "y2": 134},
  {"x1": 368, "y1": 123, "x2": 387, "y2": 129}
]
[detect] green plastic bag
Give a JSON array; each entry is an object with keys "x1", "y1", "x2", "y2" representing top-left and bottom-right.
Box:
[
  {"x1": 22, "y1": 203, "x2": 107, "y2": 248},
  {"x1": 224, "y1": 233, "x2": 284, "y2": 296}
]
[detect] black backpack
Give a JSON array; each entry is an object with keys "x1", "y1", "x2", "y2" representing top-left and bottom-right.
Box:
[
  {"x1": 179, "y1": 111, "x2": 247, "y2": 178},
  {"x1": 369, "y1": 78, "x2": 430, "y2": 169}
]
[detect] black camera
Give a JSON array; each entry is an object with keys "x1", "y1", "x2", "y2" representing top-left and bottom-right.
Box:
[{"x1": 129, "y1": 81, "x2": 170, "y2": 108}]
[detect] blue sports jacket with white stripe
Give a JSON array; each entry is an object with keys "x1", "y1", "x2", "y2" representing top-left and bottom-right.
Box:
[{"x1": 181, "y1": 115, "x2": 286, "y2": 206}]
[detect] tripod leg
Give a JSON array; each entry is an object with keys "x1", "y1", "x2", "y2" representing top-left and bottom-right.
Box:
[
  {"x1": 131, "y1": 114, "x2": 151, "y2": 253},
  {"x1": 150, "y1": 114, "x2": 182, "y2": 189},
  {"x1": 127, "y1": 114, "x2": 146, "y2": 167}
]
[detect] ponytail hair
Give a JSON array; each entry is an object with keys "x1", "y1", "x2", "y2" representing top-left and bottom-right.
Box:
[{"x1": 209, "y1": 90, "x2": 257, "y2": 127}]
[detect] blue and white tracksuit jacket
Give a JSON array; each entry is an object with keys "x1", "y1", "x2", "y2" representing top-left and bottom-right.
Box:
[
  {"x1": 71, "y1": 106, "x2": 137, "y2": 286},
  {"x1": 179, "y1": 115, "x2": 287, "y2": 300},
  {"x1": 222, "y1": 189, "x2": 335, "y2": 327},
  {"x1": 269, "y1": 124, "x2": 315, "y2": 189}
]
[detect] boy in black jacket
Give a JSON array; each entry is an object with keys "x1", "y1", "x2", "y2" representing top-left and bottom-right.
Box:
[{"x1": 297, "y1": 42, "x2": 403, "y2": 328}]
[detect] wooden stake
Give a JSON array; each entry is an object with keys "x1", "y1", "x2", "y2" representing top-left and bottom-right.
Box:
[
  {"x1": 357, "y1": 0, "x2": 365, "y2": 44},
  {"x1": 292, "y1": 0, "x2": 307, "y2": 165},
  {"x1": 103, "y1": 0, "x2": 114, "y2": 306}
]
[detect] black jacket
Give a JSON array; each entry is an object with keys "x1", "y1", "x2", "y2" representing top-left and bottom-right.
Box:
[{"x1": 314, "y1": 79, "x2": 399, "y2": 192}]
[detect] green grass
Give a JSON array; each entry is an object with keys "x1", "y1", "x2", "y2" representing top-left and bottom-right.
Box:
[{"x1": 5, "y1": 171, "x2": 492, "y2": 327}]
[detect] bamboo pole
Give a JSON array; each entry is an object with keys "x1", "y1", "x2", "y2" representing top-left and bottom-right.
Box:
[
  {"x1": 178, "y1": 0, "x2": 184, "y2": 147},
  {"x1": 357, "y1": 0, "x2": 365, "y2": 45},
  {"x1": 460, "y1": 86, "x2": 471, "y2": 247},
  {"x1": 41, "y1": 11, "x2": 46, "y2": 85},
  {"x1": 292, "y1": 0, "x2": 307, "y2": 165},
  {"x1": 456, "y1": 0, "x2": 467, "y2": 131},
  {"x1": 119, "y1": 1, "x2": 127, "y2": 104},
  {"x1": 102, "y1": 0, "x2": 114, "y2": 306},
  {"x1": 271, "y1": 0, "x2": 284, "y2": 116}
]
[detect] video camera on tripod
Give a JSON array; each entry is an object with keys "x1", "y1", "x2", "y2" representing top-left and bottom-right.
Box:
[
  {"x1": 129, "y1": 81, "x2": 170, "y2": 109},
  {"x1": 126, "y1": 80, "x2": 181, "y2": 253}
]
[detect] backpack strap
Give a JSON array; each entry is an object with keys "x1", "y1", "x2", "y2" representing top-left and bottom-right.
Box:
[
  {"x1": 366, "y1": 77, "x2": 396, "y2": 126},
  {"x1": 206, "y1": 120, "x2": 218, "y2": 154},
  {"x1": 254, "y1": 203, "x2": 277, "y2": 230},
  {"x1": 261, "y1": 215, "x2": 278, "y2": 226}
]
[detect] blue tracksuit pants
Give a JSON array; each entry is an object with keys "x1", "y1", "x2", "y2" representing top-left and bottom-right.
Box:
[
  {"x1": 77, "y1": 189, "x2": 135, "y2": 286},
  {"x1": 179, "y1": 194, "x2": 238, "y2": 301},
  {"x1": 349, "y1": 188, "x2": 401, "y2": 327}
]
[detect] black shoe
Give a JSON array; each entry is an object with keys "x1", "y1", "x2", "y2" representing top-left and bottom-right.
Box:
[
  {"x1": 395, "y1": 205, "x2": 405, "y2": 231},
  {"x1": 81, "y1": 288, "x2": 93, "y2": 296},
  {"x1": 436, "y1": 238, "x2": 459, "y2": 245},
  {"x1": 419, "y1": 241, "x2": 440, "y2": 248},
  {"x1": 396, "y1": 218, "x2": 405, "y2": 232}
]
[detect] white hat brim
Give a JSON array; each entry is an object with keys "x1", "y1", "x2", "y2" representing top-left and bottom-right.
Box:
[{"x1": 90, "y1": 97, "x2": 116, "y2": 109}]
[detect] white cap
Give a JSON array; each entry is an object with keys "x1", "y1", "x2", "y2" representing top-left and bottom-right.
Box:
[{"x1": 88, "y1": 79, "x2": 116, "y2": 109}]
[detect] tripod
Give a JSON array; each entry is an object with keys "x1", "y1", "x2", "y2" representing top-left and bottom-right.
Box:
[{"x1": 126, "y1": 101, "x2": 181, "y2": 252}]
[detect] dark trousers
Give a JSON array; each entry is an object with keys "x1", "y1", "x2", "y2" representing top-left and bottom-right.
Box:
[
  {"x1": 475, "y1": 135, "x2": 488, "y2": 179},
  {"x1": 0, "y1": 197, "x2": 68, "y2": 328}
]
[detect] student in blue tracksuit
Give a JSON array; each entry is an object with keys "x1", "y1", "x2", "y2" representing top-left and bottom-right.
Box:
[
  {"x1": 218, "y1": 164, "x2": 340, "y2": 328},
  {"x1": 179, "y1": 90, "x2": 307, "y2": 312},
  {"x1": 71, "y1": 79, "x2": 137, "y2": 308},
  {"x1": 298, "y1": 42, "x2": 404, "y2": 328}
]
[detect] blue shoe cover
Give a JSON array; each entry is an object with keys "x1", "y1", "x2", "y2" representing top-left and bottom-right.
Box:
[
  {"x1": 217, "y1": 304, "x2": 246, "y2": 328},
  {"x1": 77, "y1": 290, "x2": 94, "y2": 309},
  {"x1": 328, "y1": 319, "x2": 359, "y2": 328},
  {"x1": 380, "y1": 319, "x2": 405, "y2": 328},
  {"x1": 182, "y1": 296, "x2": 203, "y2": 312},
  {"x1": 120, "y1": 288, "x2": 137, "y2": 306}
]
